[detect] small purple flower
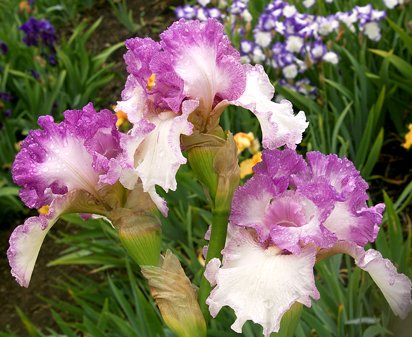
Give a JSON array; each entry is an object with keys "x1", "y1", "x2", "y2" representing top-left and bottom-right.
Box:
[
  {"x1": 48, "y1": 53, "x2": 57, "y2": 66},
  {"x1": 0, "y1": 40, "x2": 8, "y2": 55},
  {"x1": 4, "y1": 109, "x2": 12, "y2": 118},
  {"x1": 0, "y1": 91, "x2": 13, "y2": 101},
  {"x1": 309, "y1": 40, "x2": 327, "y2": 61},
  {"x1": 30, "y1": 69, "x2": 40, "y2": 80},
  {"x1": 20, "y1": 17, "x2": 57, "y2": 48}
]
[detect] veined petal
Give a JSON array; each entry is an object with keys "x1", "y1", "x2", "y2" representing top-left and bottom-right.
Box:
[
  {"x1": 206, "y1": 226, "x2": 319, "y2": 337},
  {"x1": 230, "y1": 174, "x2": 277, "y2": 241},
  {"x1": 319, "y1": 242, "x2": 412, "y2": 319},
  {"x1": 124, "y1": 37, "x2": 160, "y2": 82},
  {"x1": 12, "y1": 103, "x2": 121, "y2": 208},
  {"x1": 135, "y1": 100, "x2": 197, "y2": 193},
  {"x1": 233, "y1": 64, "x2": 308, "y2": 149},
  {"x1": 253, "y1": 148, "x2": 307, "y2": 189},
  {"x1": 304, "y1": 152, "x2": 369, "y2": 199},
  {"x1": 159, "y1": 19, "x2": 246, "y2": 113},
  {"x1": 7, "y1": 190, "x2": 104, "y2": 287},
  {"x1": 323, "y1": 199, "x2": 385, "y2": 246},
  {"x1": 116, "y1": 75, "x2": 147, "y2": 124},
  {"x1": 124, "y1": 37, "x2": 185, "y2": 112},
  {"x1": 266, "y1": 191, "x2": 336, "y2": 254},
  {"x1": 356, "y1": 249, "x2": 412, "y2": 319},
  {"x1": 293, "y1": 151, "x2": 385, "y2": 245},
  {"x1": 117, "y1": 119, "x2": 156, "y2": 189}
]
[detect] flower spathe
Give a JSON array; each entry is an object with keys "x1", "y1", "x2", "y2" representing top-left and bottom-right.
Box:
[
  {"x1": 115, "y1": 18, "x2": 308, "y2": 201},
  {"x1": 206, "y1": 149, "x2": 412, "y2": 336}
]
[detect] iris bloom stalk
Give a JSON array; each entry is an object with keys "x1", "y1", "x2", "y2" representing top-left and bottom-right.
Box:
[
  {"x1": 205, "y1": 149, "x2": 412, "y2": 337},
  {"x1": 111, "y1": 18, "x2": 308, "y2": 317}
]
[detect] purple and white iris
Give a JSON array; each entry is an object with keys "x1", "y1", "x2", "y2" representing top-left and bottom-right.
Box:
[
  {"x1": 113, "y1": 19, "x2": 307, "y2": 211},
  {"x1": 9, "y1": 103, "x2": 122, "y2": 287},
  {"x1": 205, "y1": 149, "x2": 412, "y2": 336}
]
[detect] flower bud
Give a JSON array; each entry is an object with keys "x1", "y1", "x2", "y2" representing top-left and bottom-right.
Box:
[{"x1": 141, "y1": 250, "x2": 207, "y2": 337}]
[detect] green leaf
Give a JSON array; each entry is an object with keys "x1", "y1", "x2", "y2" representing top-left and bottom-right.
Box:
[
  {"x1": 370, "y1": 49, "x2": 412, "y2": 80},
  {"x1": 386, "y1": 18, "x2": 412, "y2": 54},
  {"x1": 361, "y1": 128, "x2": 384, "y2": 179}
]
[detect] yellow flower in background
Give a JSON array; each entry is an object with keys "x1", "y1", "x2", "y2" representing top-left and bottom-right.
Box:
[
  {"x1": 240, "y1": 152, "x2": 262, "y2": 179},
  {"x1": 234, "y1": 132, "x2": 254, "y2": 154},
  {"x1": 234, "y1": 132, "x2": 260, "y2": 154},
  {"x1": 37, "y1": 205, "x2": 49, "y2": 215},
  {"x1": 402, "y1": 124, "x2": 412, "y2": 150},
  {"x1": 19, "y1": 1, "x2": 31, "y2": 13}
]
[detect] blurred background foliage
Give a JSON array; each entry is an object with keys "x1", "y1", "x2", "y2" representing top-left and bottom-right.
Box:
[{"x1": 0, "y1": 0, "x2": 411, "y2": 336}]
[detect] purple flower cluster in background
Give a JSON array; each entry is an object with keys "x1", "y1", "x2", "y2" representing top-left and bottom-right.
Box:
[
  {"x1": 176, "y1": 1, "x2": 388, "y2": 97},
  {"x1": 20, "y1": 17, "x2": 57, "y2": 65}
]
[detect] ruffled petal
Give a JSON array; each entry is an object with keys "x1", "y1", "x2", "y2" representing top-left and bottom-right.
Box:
[
  {"x1": 253, "y1": 148, "x2": 307, "y2": 190},
  {"x1": 319, "y1": 242, "x2": 412, "y2": 319},
  {"x1": 116, "y1": 75, "x2": 147, "y2": 124},
  {"x1": 12, "y1": 103, "x2": 121, "y2": 208},
  {"x1": 293, "y1": 151, "x2": 385, "y2": 245},
  {"x1": 206, "y1": 226, "x2": 319, "y2": 337},
  {"x1": 230, "y1": 174, "x2": 277, "y2": 241},
  {"x1": 304, "y1": 152, "x2": 369, "y2": 199},
  {"x1": 7, "y1": 190, "x2": 104, "y2": 287},
  {"x1": 159, "y1": 19, "x2": 246, "y2": 113},
  {"x1": 124, "y1": 37, "x2": 185, "y2": 112},
  {"x1": 266, "y1": 191, "x2": 336, "y2": 254},
  {"x1": 135, "y1": 100, "x2": 197, "y2": 194},
  {"x1": 8, "y1": 216, "x2": 53, "y2": 287},
  {"x1": 323, "y1": 200, "x2": 385, "y2": 246},
  {"x1": 356, "y1": 249, "x2": 412, "y2": 319},
  {"x1": 124, "y1": 37, "x2": 160, "y2": 82},
  {"x1": 233, "y1": 64, "x2": 308, "y2": 149},
  {"x1": 116, "y1": 119, "x2": 156, "y2": 189}
]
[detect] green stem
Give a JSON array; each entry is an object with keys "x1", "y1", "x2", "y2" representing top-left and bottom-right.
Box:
[{"x1": 198, "y1": 208, "x2": 230, "y2": 319}]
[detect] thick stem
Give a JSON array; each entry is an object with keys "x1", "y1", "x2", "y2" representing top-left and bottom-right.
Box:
[{"x1": 198, "y1": 208, "x2": 230, "y2": 319}]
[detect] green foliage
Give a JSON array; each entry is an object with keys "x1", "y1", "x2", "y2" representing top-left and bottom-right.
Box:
[
  {"x1": 0, "y1": 2, "x2": 121, "y2": 221},
  {"x1": 108, "y1": 0, "x2": 143, "y2": 34}
]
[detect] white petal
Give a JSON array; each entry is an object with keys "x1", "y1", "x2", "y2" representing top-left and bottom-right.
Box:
[
  {"x1": 174, "y1": 44, "x2": 235, "y2": 113},
  {"x1": 136, "y1": 100, "x2": 197, "y2": 193},
  {"x1": 118, "y1": 120, "x2": 156, "y2": 190},
  {"x1": 206, "y1": 227, "x2": 319, "y2": 336},
  {"x1": 319, "y1": 242, "x2": 412, "y2": 319},
  {"x1": 234, "y1": 64, "x2": 308, "y2": 149},
  {"x1": 355, "y1": 249, "x2": 412, "y2": 319},
  {"x1": 40, "y1": 134, "x2": 98, "y2": 195},
  {"x1": 7, "y1": 192, "x2": 83, "y2": 287},
  {"x1": 116, "y1": 75, "x2": 147, "y2": 124}
]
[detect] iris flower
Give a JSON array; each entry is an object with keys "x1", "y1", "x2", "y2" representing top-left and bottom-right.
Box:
[
  {"x1": 7, "y1": 103, "x2": 153, "y2": 287},
  {"x1": 205, "y1": 149, "x2": 411, "y2": 336},
  {"x1": 113, "y1": 19, "x2": 308, "y2": 214}
]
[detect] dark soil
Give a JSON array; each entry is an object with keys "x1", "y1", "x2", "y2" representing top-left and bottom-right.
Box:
[
  {"x1": 0, "y1": 223, "x2": 96, "y2": 336},
  {"x1": 0, "y1": 1, "x2": 175, "y2": 335}
]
